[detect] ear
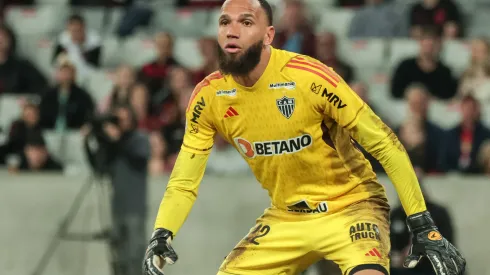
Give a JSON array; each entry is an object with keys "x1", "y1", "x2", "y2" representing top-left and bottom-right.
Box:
[{"x1": 263, "y1": 26, "x2": 275, "y2": 46}]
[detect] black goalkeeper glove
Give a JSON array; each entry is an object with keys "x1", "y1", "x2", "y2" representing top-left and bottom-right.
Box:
[
  {"x1": 142, "y1": 228, "x2": 179, "y2": 275},
  {"x1": 404, "y1": 211, "x2": 466, "y2": 275}
]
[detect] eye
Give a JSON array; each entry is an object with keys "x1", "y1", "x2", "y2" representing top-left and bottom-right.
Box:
[
  {"x1": 219, "y1": 19, "x2": 229, "y2": 26},
  {"x1": 243, "y1": 20, "x2": 253, "y2": 27}
]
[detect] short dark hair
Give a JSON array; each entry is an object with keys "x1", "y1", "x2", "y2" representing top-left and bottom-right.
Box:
[
  {"x1": 421, "y1": 26, "x2": 442, "y2": 39},
  {"x1": 68, "y1": 14, "x2": 85, "y2": 25},
  {"x1": 258, "y1": 0, "x2": 273, "y2": 26}
]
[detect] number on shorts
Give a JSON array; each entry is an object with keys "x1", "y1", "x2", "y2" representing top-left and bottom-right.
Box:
[{"x1": 249, "y1": 224, "x2": 271, "y2": 245}]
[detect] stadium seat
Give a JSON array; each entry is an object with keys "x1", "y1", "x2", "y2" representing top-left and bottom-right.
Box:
[
  {"x1": 468, "y1": 6, "x2": 490, "y2": 37},
  {"x1": 388, "y1": 39, "x2": 419, "y2": 69},
  {"x1": 121, "y1": 36, "x2": 157, "y2": 67},
  {"x1": 338, "y1": 39, "x2": 386, "y2": 70},
  {"x1": 30, "y1": 37, "x2": 56, "y2": 79},
  {"x1": 429, "y1": 101, "x2": 461, "y2": 130},
  {"x1": 101, "y1": 36, "x2": 121, "y2": 68},
  {"x1": 86, "y1": 70, "x2": 114, "y2": 104},
  {"x1": 204, "y1": 8, "x2": 221, "y2": 37},
  {"x1": 70, "y1": 7, "x2": 106, "y2": 32},
  {"x1": 5, "y1": 6, "x2": 68, "y2": 36},
  {"x1": 317, "y1": 8, "x2": 355, "y2": 37},
  {"x1": 442, "y1": 40, "x2": 471, "y2": 76},
  {"x1": 104, "y1": 7, "x2": 125, "y2": 34},
  {"x1": 368, "y1": 82, "x2": 407, "y2": 127},
  {"x1": 36, "y1": 0, "x2": 68, "y2": 4},
  {"x1": 42, "y1": 131, "x2": 86, "y2": 166},
  {"x1": 173, "y1": 38, "x2": 203, "y2": 69},
  {"x1": 0, "y1": 96, "x2": 22, "y2": 130},
  {"x1": 153, "y1": 8, "x2": 208, "y2": 37}
]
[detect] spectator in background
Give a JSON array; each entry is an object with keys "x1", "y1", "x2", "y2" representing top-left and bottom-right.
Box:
[
  {"x1": 130, "y1": 84, "x2": 150, "y2": 129},
  {"x1": 53, "y1": 14, "x2": 102, "y2": 80},
  {"x1": 18, "y1": 133, "x2": 63, "y2": 172},
  {"x1": 440, "y1": 95, "x2": 490, "y2": 174},
  {"x1": 39, "y1": 58, "x2": 94, "y2": 130},
  {"x1": 0, "y1": 100, "x2": 42, "y2": 163},
  {"x1": 410, "y1": 0, "x2": 462, "y2": 39},
  {"x1": 336, "y1": 0, "x2": 364, "y2": 8},
  {"x1": 272, "y1": 0, "x2": 316, "y2": 56},
  {"x1": 391, "y1": 27, "x2": 456, "y2": 99},
  {"x1": 194, "y1": 37, "x2": 219, "y2": 84},
  {"x1": 390, "y1": 169, "x2": 454, "y2": 275},
  {"x1": 397, "y1": 84, "x2": 443, "y2": 173},
  {"x1": 458, "y1": 38, "x2": 490, "y2": 103},
  {"x1": 0, "y1": 25, "x2": 47, "y2": 95},
  {"x1": 349, "y1": 0, "x2": 408, "y2": 39},
  {"x1": 138, "y1": 32, "x2": 180, "y2": 97},
  {"x1": 315, "y1": 32, "x2": 355, "y2": 83},
  {"x1": 477, "y1": 141, "x2": 490, "y2": 175},
  {"x1": 99, "y1": 65, "x2": 139, "y2": 113},
  {"x1": 148, "y1": 131, "x2": 167, "y2": 175}
]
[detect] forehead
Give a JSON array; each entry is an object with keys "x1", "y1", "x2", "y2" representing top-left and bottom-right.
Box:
[{"x1": 222, "y1": 0, "x2": 262, "y2": 18}]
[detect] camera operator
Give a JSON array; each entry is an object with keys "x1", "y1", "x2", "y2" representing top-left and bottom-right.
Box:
[{"x1": 90, "y1": 104, "x2": 151, "y2": 275}]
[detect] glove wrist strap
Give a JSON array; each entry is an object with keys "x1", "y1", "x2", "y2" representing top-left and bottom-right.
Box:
[{"x1": 406, "y1": 210, "x2": 435, "y2": 232}]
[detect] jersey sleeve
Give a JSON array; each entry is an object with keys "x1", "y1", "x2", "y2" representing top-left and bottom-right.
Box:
[
  {"x1": 181, "y1": 81, "x2": 216, "y2": 155},
  {"x1": 290, "y1": 55, "x2": 427, "y2": 216}
]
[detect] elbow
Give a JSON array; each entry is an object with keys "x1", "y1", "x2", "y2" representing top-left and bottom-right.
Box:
[{"x1": 166, "y1": 185, "x2": 198, "y2": 200}]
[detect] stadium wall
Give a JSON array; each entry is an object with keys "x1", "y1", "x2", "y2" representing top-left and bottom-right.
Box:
[{"x1": 1, "y1": 172, "x2": 488, "y2": 275}]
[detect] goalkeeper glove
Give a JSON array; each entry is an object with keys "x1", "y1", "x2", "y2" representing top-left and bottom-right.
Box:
[
  {"x1": 404, "y1": 211, "x2": 466, "y2": 275},
  {"x1": 142, "y1": 228, "x2": 178, "y2": 275}
]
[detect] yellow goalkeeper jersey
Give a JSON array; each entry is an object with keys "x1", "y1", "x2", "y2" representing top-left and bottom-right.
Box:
[{"x1": 155, "y1": 47, "x2": 426, "y2": 234}]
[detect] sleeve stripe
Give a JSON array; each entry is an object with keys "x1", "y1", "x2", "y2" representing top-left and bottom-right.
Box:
[
  {"x1": 285, "y1": 64, "x2": 338, "y2": 87},
  {"x1": 187, "y1": 80, "x2": 210, "y2": 112},
  {"x1": 182, "y1": 143, "x2": 213, "y2": 152},
  {"x1": 290, "y1": 58, "x2": 340, "y2": 83}
]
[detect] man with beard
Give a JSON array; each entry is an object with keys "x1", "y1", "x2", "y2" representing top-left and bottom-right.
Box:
[{"x1": 142, "y1": 1, "x2": 466, "y2": 275}]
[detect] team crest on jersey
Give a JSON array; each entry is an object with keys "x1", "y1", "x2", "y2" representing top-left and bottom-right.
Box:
[{"x1": 276, "y1": 96, "x2": 295, "y2": 119}]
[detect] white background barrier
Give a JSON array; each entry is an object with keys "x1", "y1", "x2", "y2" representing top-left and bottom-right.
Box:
[{"x1": 0, "y1": 171, "x2": 489, "y2": 275}]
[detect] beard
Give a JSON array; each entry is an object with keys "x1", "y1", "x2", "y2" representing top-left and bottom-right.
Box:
[{"x1": 218, "y1": 40, "x2": 263, "y2": 76}]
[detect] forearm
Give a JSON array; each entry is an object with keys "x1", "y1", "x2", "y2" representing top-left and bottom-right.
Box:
[
  {"x1": 154, "y1": 151, "x2": 209, "y2": 235},
  {"x1": 351, "y1": 107, "x2": 427, "y2": 215}
]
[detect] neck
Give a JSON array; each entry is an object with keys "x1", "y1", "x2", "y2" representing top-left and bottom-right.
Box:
[
  {"x1": 232, "y1": 47, "x2": 271, "y2": 87},
  {"x1": 60, "y1": 82, "x2": 71, "y2": 90}
]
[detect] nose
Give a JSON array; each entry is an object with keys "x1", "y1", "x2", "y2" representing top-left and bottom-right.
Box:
[{"x1": 226, "y1": 23, "x2": 240, "y2": 39}]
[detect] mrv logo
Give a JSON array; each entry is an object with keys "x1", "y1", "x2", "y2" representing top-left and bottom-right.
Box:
[
  {"x1": 234, "y1": 134, "x2": 312, "y2": 158},
  {"x1": 190, "y1": 97, "x2": 206, "y2": 124},
  {"x1": 287, "y1": 200, "x2": 328, "y2": 214}
]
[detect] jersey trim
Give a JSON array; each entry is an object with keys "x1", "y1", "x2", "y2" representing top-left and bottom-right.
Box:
[
  {"x1": 182, "y1": 142, "x2": 214, "y2": 152},
  {"x1": 187, "y1": 71, "x2": 223, "y2": 112},
  {"x1": 285, "y1": 57, "x2": 340, "y2": 87},
  {"x1": 293, "y1": 56, "x2": 340, "y2": 83}
]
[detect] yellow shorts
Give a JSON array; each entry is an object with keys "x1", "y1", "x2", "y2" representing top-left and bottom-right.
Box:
[{"x1": 217, "y1": 198, "x2": 391, "y2": 275}]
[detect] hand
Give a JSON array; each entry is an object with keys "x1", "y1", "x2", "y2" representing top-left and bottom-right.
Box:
[
  {"x1": 103, "y1": 123, "x2": 121, "y2": 141},
  {"x1": 404, "y1": 211, "x2": 466, "y2": 275},
  {"x1": 143, "y1": 228, "x2": 178, "y2": 275}
]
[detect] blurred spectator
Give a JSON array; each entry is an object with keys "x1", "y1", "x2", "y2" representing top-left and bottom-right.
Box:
[
  {"x1": 315, "y1": 32, "x2": 355, "y2": 83},
  {"x1": 390, "y1": 169, "x2": 454, "y2": 275},
  {"x1": 52, "y1": 14, "x2": 102, "y2": 80},
  {"x1": 0, "y1": 100, "x2": 42, "y2": 163},
  {"x1": 148, "y1": 131, "x2": 167, "y2": 175},
  {"x1": 194, "y1": 37, "x2": 219, "y2": 84},
  {"x1": 176, "y1": 0, "x2": 223, "y2": 7},
  {"x1": 130, "y1": 84, "x2": 150, "y2": 129},
  {"x1": 39, "y1": 58, "x2": 94, "y2": 130},
  {"x1": 71, "y1": 0, "x2": 134, "y2": 6},
  {"x1": 440, "y1": 95, "x2": 490, "y2": 174},
  {"x1": 391, "y1": 27, "x2": 456, "y2": 100},
  {"x1": 409, "y1": 0, "x2": 462, "y2": 39},
  {"x1": 272, "y1": 0, "x2": 316, "y2": 56},
  {"x1": 138, "y1": 32, "x2": 180, "y2": 97},
  {"x1": 99, "y1": 65, "x2": 138, "y2": 114},
  {"x1": 458, "y1": 38, "x2": 490, "y2": 103},
  {"x1": 160, "y1": 86, "x2": 193, "y2": 171},
  {"x1": 116, "y1": 2, "x2": 153, "y2": 38},
  {"x1": 18, "y1": 133, "x2": 63, "y2": 172},
  {"x1": 349, "y1": 0, "x2": 408, "y2": 38},
  {"x1": 477, "y1": 140, "x2": 490, "y2": 175},
  {"x1": 397, "y1": 84, "x2": 443, "y2": 173},
  {"x1": 336, "y1": 0, "x2": 364, "y2": 8},
  {"x1": 0, "y1": 25, "x2": 47, "y2": 95}
]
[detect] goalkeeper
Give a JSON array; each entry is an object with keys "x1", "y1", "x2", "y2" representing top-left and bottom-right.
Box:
[{"x1": 143, "y1": 0, "x2": 466, "y2": 274}]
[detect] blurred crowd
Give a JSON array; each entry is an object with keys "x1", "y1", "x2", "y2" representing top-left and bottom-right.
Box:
[{"x1": 0, "y1": 0, "x2": 488, "y2": 176}]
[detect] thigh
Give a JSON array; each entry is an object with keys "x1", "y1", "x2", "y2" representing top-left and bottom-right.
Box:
[
  {"x1": 318, "y1": 199, "x2": 391, "y2": 275},
  {"x1": 219, "y1": 208, "x2": 319, "y2": 275}
]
